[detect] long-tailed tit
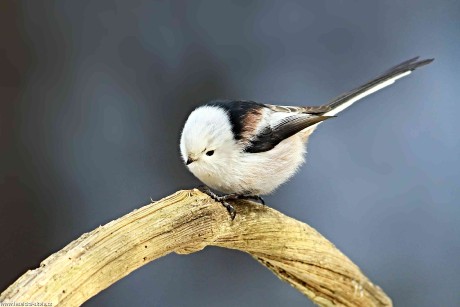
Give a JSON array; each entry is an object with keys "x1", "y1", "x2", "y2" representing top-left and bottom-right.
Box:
[{"x1": 180, "y1": 57, "x2": 433, "y2": 218}]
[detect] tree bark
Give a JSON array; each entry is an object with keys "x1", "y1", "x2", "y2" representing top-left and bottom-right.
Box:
[{"x1": 0, "y1": 189, "x2": 392, "y2": 306}]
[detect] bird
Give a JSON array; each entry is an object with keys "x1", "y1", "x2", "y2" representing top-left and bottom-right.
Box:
[{"x1": 180, "y1": 57, "x2": 433, "y2": 219}]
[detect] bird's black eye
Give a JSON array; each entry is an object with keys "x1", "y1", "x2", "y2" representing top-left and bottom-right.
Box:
[{"x1": 206, "y1": 150, "x2": 214, "y2": 156}]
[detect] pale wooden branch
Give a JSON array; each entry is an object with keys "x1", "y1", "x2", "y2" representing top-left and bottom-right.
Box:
[{"x1": 1, "y1": 189, "x2": 392, "y2": 306}]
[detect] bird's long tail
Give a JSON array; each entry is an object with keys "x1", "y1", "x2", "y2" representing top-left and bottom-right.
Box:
[{"x1": 322, "y1": 56, "x2": 434, "y2": 117}]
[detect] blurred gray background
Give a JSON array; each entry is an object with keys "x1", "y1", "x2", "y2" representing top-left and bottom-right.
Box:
[{"x1": 1, "y1": 1, "x2": 458, "y2": 306}]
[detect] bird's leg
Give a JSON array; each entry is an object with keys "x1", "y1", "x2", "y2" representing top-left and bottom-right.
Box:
[
  {"x1": 211, "y1": 191, "x2": 265, "y2": 205},
  {"x1": 197, "y1": 186, "x2": 266, "y2": 219},
  {"x1": 197, "y1": 186, "x2": 237, "y2": 220}
]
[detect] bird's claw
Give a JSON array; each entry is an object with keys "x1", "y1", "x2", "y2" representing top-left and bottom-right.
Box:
[
  {"x1": 196, "y1": 186, "x2": 265, "y2": 220},
  {"x1": 197, "y1": 185, "x2": 237, "y2": 220},
  {"x1": 222, "y1": 201, "x2": 236, "y2": 220}
]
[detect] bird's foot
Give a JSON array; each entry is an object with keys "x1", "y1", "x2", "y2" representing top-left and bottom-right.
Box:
[
  {"x1": 197, "y1": 186, "x2": 237, "y2": 220},
  {"x1": 197, "y1": 186, "x2": 265, "y2": 220}
]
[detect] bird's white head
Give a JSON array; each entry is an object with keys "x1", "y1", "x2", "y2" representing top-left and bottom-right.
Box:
[{"x1": 180, "y1": 105, "x2": 237, "y2": 186}]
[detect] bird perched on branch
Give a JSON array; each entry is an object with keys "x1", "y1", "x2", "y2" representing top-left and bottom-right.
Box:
[{"x1": 180, "y1": 57, "x2": 433, "y2": 219}]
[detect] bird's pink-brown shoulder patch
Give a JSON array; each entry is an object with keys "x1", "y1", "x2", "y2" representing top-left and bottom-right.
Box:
[{"x1": 240, "y1": 107, "x2": 266, "y2": 142}]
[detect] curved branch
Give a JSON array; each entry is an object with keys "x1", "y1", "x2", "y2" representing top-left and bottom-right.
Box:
[{"x1": 0, "y1": 189, "x2": 392, "y2": 306}]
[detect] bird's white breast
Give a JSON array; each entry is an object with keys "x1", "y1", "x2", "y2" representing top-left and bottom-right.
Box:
[{"x1": 189, "y1": 133, "x2": 307, "y2": 195}]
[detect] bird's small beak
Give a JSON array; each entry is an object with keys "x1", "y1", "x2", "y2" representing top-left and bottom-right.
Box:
[{"x1": 186, "y1": 157, "x2": 195, "y2": 165}]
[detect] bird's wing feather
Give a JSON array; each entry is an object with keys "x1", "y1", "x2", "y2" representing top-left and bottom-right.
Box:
[
  {"x1": 244, "y1": 113, "x2": 332, "y2": 153},
  {"x1": 264, "y1": 104, "x2": 331, "y2": 114}
]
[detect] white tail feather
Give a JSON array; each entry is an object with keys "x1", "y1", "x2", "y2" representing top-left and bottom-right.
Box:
[{"x1": 324, "y1": 70, "x2": 412, "y2": 117}]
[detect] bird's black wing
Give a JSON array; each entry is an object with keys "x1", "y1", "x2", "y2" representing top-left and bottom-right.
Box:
[
  {"x1": 265, "y1": 104, "x2": 331, "y2": 114},
  {"x1": 244, "y1": 113, "x2": 332, "y2": 153}
]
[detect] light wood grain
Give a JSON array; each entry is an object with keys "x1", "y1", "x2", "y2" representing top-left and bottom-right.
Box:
[{"x1": 0, "y1": 189, "x2": 392, "y2": 306}]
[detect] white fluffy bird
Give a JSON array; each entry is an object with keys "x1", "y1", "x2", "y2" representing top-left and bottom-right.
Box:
[{"x1": 180, "y1": 57, "x2": 433, "y2": 218}]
